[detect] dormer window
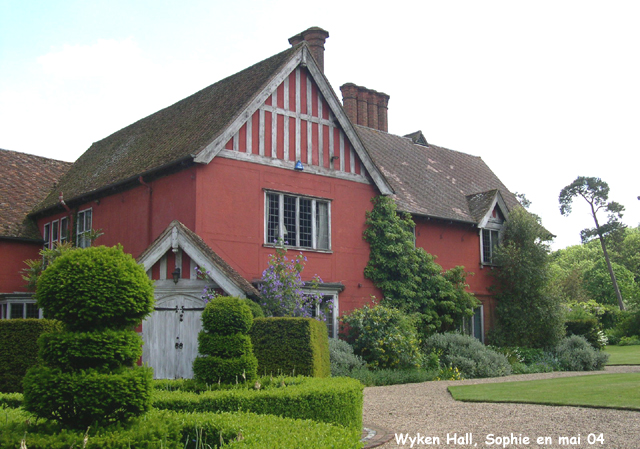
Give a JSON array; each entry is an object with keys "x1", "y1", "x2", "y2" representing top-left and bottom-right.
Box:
[{"x1": 478, "y1": 197, "x2": 507, "y2": 266}]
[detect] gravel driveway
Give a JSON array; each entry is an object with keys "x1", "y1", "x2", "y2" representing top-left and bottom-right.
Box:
[{"x1": 363, "y1": 366, "x2": 640, "y2": 449}]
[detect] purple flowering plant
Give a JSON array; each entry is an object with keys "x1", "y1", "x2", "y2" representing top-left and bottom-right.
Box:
[
  {"x1": 259, "y1": 240, "x2": 331, "y2": 320},
  {"x1": 194, "y1": 266, "x2": 220, "y2": 304}
]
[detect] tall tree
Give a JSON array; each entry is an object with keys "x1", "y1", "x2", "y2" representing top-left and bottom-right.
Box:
[
  {"x1": 490, "y1": 207, "x2": 565, "y2": 349},
  {"x1": 559, "y1": 176, "x2": 626, "y2": 310}
]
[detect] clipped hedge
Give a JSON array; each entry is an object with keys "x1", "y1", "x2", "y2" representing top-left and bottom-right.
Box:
[
  {"x1": 152, "y1": 376, "x2": 363, "y2": 431},
  {"x1": 0, "y1": 408, "x2": 362, "y2": 449},
  {"x1": 0, "y1": 319, "x2": 63, "y2": 393},
  {"x1": 250, "y1": 317, "x2": 330, "y2": 377},
  {"x1": 39, "y1": 329, "x2": 143, "y2": 371}
]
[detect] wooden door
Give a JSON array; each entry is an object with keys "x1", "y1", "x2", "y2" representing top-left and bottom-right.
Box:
[{"x1": 142, "y1": 294, "x2": 204, "y2": 379}]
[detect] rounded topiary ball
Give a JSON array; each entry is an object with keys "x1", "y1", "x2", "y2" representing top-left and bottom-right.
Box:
[
  {"x1": 36, "y1": 245, "x2": 154, "y2": 332},
  {"x1": 201, "y1": 296, "x2": 253, "y2": 335}
]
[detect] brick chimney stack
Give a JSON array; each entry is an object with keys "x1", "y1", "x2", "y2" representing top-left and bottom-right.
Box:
[
  {"x1": 340, "y1": 84, "x2": 389, "y2": 132},
  {"x1": 288, "y1": 27, "x2": 330, "y2": 73}
]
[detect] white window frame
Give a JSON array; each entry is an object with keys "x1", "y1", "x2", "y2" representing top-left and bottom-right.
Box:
[
  {"x1": 306, "y1": 289, "x2": 339, "y2": 338},
  {"x1": 480, "y1": 228, "x2": 501, "y2": 265},
  {"x1": 0, "y1": 299, "x2": 42, "y2": 320},
  {"x1": 51, "y1": 219, "x2": 59, "y2": 246},
  {"x1": 461, "y1": 305, "x2": 484, "y2": 343},
  {"x1": 76, "y1": 208, "x2": 93, "y2": 248},
  {"x1": 264, "y1": 191, "x2": 331, "y2": 251}
]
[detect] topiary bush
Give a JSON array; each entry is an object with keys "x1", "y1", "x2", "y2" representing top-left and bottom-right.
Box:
[
  {"x1": 555, "y1": 335, "x2": 609, "y2": 371},
  {"x1": 22, "y1": 245, "x2": 155, "y2": 428},
  {"x1": 193, "y1": 297, "x2": 258, "y2": 384},
  {"x1": 423, "y1": 332, "x2": 512, "y2": 378},
  {"x1": 328, "y1": 338, "x2": 366, "y2": 377},
  {"x1": 340, "y1": 303, "x2": 422, "y2": 370},
  {"x1": 35, "y1": 245, "x2": 154, "y2": 332}
]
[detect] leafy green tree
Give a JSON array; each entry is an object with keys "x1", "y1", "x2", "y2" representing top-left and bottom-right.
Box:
[
  {"x1": 363, "y1": 196, "x2": 478, "y2": 338},
  {"x1": 559, "y1": 176, "x2": 626, "y2": 310},
  {"x1": 490, "y1": 207, "x2": 565, "y2": 349}
]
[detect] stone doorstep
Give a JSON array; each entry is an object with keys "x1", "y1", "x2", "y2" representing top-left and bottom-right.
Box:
[{"x1": 361, "y1": 423, "x2": 395, "y2": 448}]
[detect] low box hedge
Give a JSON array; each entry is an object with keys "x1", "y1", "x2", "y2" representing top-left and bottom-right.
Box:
[
  {"x1": 152, "y1": 376, "x2": 363, "y2": 430},
  {"x1": 250, "y1": 317, "x2": 330, "y2": 377},
  {"x1": 0, "y1": 408, "x2": 362, "y2": 448},
  {"x1": 0, "y1": 319, "x2": 64, "y2": 393}
]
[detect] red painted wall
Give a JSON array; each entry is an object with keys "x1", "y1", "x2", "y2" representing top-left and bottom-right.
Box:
[
  {"x1": 35, "y1": 167, "x2": 197, "y2": 260},
  {"x1": 194, "y1": 157, "x2": 380, "y2": 316},
  {"x1": 0, "y1": 239, "x2": 41, "y2": 293},
  {"x1": 414, "y1": 217, "x2": 497, "y2": 334}
]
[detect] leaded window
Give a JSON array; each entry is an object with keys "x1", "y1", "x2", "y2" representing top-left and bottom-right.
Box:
[{"x1": 266, "y1": 192, "x2": 330, "y2": 250}]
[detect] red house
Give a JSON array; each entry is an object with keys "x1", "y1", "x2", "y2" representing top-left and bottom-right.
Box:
[{"x1": 1, "y1": 27, "x2": 519, "y2": 378}]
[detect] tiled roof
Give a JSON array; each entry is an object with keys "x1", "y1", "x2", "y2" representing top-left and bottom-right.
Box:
[
  {"x1": 466, "y1": 189, "x2": 500, "y2": 223},
  {"x1": 34, "y1": 44, "x2": 302, "y2": 213},
  {"x1": 356, "y1": 126, "x2": 520, "y2": 223},
  {"x1": 0, "y1": 149, "x2": 71, "y2": 239}
]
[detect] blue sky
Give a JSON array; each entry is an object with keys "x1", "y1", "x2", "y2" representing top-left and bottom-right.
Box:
[{"x1": 2, "y1": 0, "x2": 639, "y2": 250}]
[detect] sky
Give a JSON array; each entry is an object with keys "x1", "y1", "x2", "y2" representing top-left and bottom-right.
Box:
[{"x1": 1, "y1": 0, "x2": 638, "y2": 250}]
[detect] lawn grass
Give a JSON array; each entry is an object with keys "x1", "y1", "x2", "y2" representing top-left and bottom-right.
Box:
[
  {"x1": 604, "y1": 344, "x2": 640, "y2": 365},
  {"x1": 448, "y1": 373, "x2": 640, "y2": 410}
]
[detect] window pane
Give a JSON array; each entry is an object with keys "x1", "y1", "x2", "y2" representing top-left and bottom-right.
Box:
[
  {"x1": 283, "y1": 196, "x2": 297, "y2": 246},
  {"x1": 316, "y1": 202, "x2": 329, "y2": 249},
  {"x1": 60, "y1": 218, "x2": 68, "y2": 243},
  {"x1": 52, "y1": 221, "x2": 59, "y2": 243},
  {"x1": 26, "y1": 303, "x2": 40, "y2": 319},
  {"x1": 267, "y1": 193, "x2": 280, "y2": 244},
  {"x1": 482, "y1": 229, "x2": 492, "y2": 263},
  {"x1": 85, "y1": 209, "x2": 92, "y2": 230},
  {"x1": 322, "y1": 296, "x2": 335, "y2": 338},
  {"x1": 1, "y1": 304, "x2": 7, "y2": 319},
  {"x1": 10, "y1": 303, "x2": 24, "y2": 319},
  {"x1": 299, "y1": 198, "x2": 312, "y2": 248},
  {"x1": 43, "y1": 224, "x2": 50, "y2": 249},
  {"x1": 473, "y1": 307, "x2": 482, "y2": 340}
]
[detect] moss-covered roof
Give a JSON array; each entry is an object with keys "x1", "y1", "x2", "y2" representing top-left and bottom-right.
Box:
[
  {"x1": 0, "y1": 149, "x2": 72, "y2": 239},
  {"x1": 34, "y1": 44, "x2": 302, "y2": 213},
  {"x1": 356, "y1": 126, "x2": 520, "y2": 223}
]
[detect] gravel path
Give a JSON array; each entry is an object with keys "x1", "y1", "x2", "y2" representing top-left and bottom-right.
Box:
[{"x1": 363, "y1": 366, "x2": 640, "y2": 449}]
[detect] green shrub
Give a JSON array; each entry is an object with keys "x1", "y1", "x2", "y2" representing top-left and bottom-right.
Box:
[
  {"x1": 329, "y1": 338, "x2": 366, "y2": 377},
  {"x1": 193, "y1": 355, "x2": 258, "y2": 385},
  {"x1": 0, "y1": 392, "x2": 23, "y2": 408},
  {"x1": 618, "y1": 335, "x2": 640, "y2": 346},
  {"x1": 152, "y1": 376, "x2": 363, "y2": 431},
  {"x1": 555, "y1": 335, "x2": 609, "y2": 371},
  {"x1": 565, "y1": 306, "x2": 604, "y2": 349},
  {"x1": 197, "y1": 333, "x2": 253, "y2": 358},
  {"x1": 22, "y1": 366, "x2": 153, "y2": 428},
  {"x1": 340, "y1": 303, "x2": 422, "y2": 369},
  {"x1": 194, "y1": 297, "x2": 258, "y2": 385},
  {"x1": 24, "y1": 245, "x2": 155, "y2": 428},
  {"x1": 201, "y1": 296, "x2": 254, "y2": 335},
  {"x1": 345, "y1": 366, "x2": 439, "y2": 387},
  {"x1": 0, "y1": 408, "x2": 361, "y2": 449},
  {"x1": 242, "y1": 298, "x2": 265, "y2": 318},
  {"x1": 0, "y1": 319, "x2": 63, "y2": 393},
  {"x1": 35, "y1": 245, "x2": 154, "y2": 332},
  {"x1": 250, "y1": 317, "x2": 330, "y2": 377},
  {"x1": 423, "y1": 332, "x2": 512, "y2": 378},
  {"x1": 39, "y1": 329, "x2": 142, "y2": 371}
]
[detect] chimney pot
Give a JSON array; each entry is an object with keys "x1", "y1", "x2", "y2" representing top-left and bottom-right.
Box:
[
  {"x1": 340, "y1": 83, "x2": 359, "y2": 124},
  {"x1": 357, "y1": 88, "x2": 369, "y2": 127},
  {"x1": 289, "y1": 27, "x2": 329, "y2": 73}
]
